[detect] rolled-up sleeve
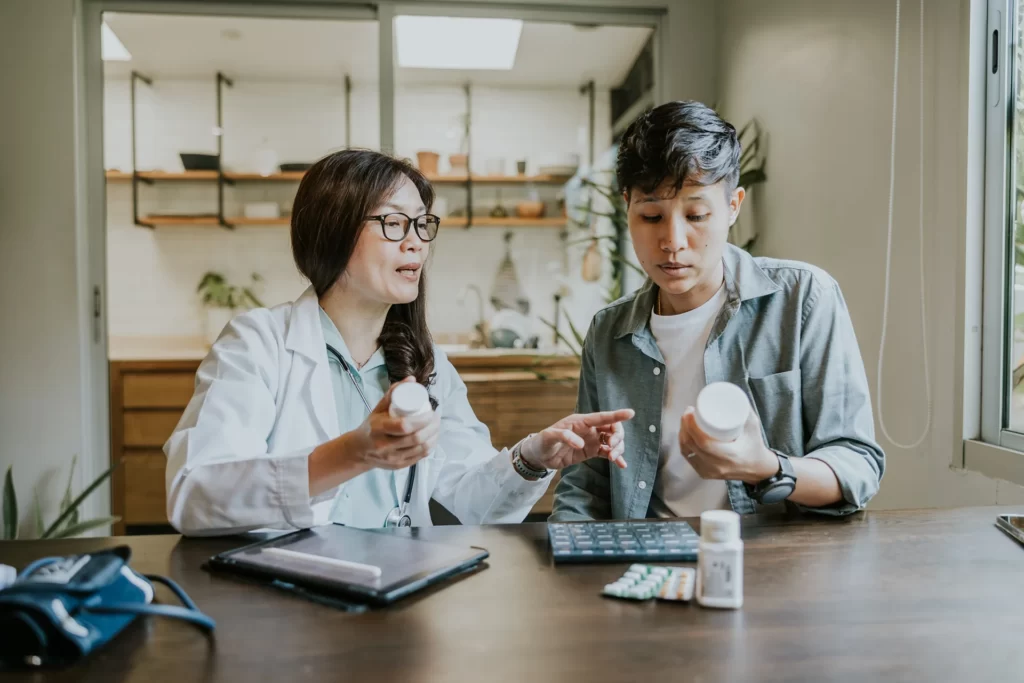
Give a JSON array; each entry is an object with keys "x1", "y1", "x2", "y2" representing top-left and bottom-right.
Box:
[
  {"x1": 164, "y1": 313, "x2": 330, "y2": 536},
  {"x1": 794, "y1": 276, "x2": 885, "y2": 515},
  {"x1": 430, "y1": 354, "x2": 550, "y2": 524}
]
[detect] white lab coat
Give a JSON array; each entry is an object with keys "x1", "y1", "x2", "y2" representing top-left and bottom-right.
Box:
[{"x1": 164, "y1": 287, "x2": 550, "y2": 536}]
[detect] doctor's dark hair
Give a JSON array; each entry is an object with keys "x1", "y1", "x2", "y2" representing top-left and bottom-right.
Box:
[
  {"x1": 616, "y1": 100, "x2": 741, "y2": 199},
  {"x1": 291, "y1": 149, "x2": 438, "y2": 392}
]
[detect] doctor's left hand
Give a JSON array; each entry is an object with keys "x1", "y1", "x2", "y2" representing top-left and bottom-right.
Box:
[{"x1": 520, "y1": 409, "x2": 635, "y2": 472}]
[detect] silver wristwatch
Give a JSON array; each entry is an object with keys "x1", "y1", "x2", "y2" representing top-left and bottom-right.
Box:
[{"x1": 512, "y1": 434, "x2": 550, "y2": 481}]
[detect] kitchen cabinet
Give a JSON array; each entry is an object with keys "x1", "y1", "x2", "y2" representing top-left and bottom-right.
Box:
[{"x1": 109, "y1": 347, "x2": 579, "y2": 534}]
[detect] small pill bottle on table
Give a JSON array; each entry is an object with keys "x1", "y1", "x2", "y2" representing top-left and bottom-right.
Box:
[{"x1": 696, "y1": 510, "x2": 743, "y2": 609}]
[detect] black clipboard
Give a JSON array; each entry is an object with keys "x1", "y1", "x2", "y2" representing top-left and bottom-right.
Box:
[{"x1": 205, "y1": 524, "x2": 489, "y2": 606}]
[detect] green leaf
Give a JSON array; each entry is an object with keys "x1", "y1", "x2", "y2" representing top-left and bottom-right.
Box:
[
  {"x1": 59, "y1": 455, "x2": 79, "y2": 532},
  {"x1": 607, "y1": 254, "x2": 647, "y2": 278},
  {"x1": 564, "y1": 310, "x2": 586, "y2": 349},
  {"x1": 33, "y1": 495, "x2": 45, "y2": 539},
  {"x1": 42, "y1": 458, "x2": 122, "y2": 539},
  {"x1": 571, "y1": 207, "x2": 620, "y2": 221},
  {"x1": 738, "y1": 168, "x2": 767, "y2": 188},
  {"x1": 242, "y1": 287, "x2": 265, "y2": 309},
  {"x1": 537, "y1": 316, "x2": 582, "y2": 358},
  {"x1": 50, "y1": 516, "x2": 121, "y2": 539},
  {"x1": 565, "y1": 234, "x2": 619, "y2": 246},
  {"x1": 3, "y1": 466, "x2": 18, "y2": 540}
]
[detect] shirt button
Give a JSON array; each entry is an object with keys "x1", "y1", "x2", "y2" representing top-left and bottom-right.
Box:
[
  {"x1": 638, "y1": 481, "x2": 647, "y2": 490},
  {"x1": 649, "y1": 424, "x2": 657, "y2": 433},
  {"x1": 653, "y1": 367, "x2": 661, "y2": 376}
]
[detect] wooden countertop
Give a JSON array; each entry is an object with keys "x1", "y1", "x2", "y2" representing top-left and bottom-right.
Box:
[
  {"x1": 107, "y1": 336, "x2": 580, "y2": 376},
  {"x1": 4, "y1": 506, "x2": 1024, "y2": 682}
]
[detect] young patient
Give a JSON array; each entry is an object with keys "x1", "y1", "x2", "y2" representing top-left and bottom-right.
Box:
[{"x1": 551, "y1": 100, "x2": 884, "y2": 521}]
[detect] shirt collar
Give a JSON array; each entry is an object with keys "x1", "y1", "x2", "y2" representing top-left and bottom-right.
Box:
[{"x1": 613, "y1": 243, "x2": 781, "y2": 340}]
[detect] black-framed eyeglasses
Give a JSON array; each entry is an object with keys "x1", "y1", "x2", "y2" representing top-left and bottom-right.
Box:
[{"x1": 365, "y1": 213, "x2": 441, "y2": 242}]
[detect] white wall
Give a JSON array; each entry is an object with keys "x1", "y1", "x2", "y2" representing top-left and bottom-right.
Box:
[
  {"x1": 717, "y1": 0, "x2": 1024, "y2": 508},
  {"x1": 104, "y1": 77, "x2": 613, "y2": 343},
  {"x1": 0, "y1": 0, "x2": 92, "y2": 536}
]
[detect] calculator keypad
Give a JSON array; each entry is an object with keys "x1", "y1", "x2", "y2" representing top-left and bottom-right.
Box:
[{"x1": 548, "y1": 521, "x2": 699, "y2": 563}]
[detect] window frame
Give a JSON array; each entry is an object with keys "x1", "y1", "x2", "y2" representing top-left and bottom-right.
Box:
[{"x1": 981, "y1": 0, "x2": 1021, "y2": 450}]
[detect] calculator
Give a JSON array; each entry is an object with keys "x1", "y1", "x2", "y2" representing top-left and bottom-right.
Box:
[{"x1": 547, "y1": 521, "x2": 700, "y2": 564}]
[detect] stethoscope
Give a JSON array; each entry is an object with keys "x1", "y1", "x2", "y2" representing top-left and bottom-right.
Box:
[{"x1": 325, "y1": 344, "x2": 415, "y2": 528}]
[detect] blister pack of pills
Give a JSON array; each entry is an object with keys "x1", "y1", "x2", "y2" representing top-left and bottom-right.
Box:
[{"x1": 601, "y1": 563, "x2": 695, "y2": 602}]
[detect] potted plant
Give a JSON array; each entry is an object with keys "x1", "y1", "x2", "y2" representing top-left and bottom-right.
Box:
[
  {"x1": 729, "y1": 119, "x2": 768, "y2": 252},
  {"x1": 197, "y1": 272, "x2": 265, "y2": 345},
  {"x1": 3, "y1": 456, "x2": 121, "y2": 540}
]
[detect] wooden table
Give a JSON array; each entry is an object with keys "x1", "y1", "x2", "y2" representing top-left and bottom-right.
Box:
[{"x1": 2, "y1": 506, "x2": 1023, "y2": 682}]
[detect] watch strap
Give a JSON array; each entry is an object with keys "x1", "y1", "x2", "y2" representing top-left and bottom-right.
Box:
[
  {"x1": 751, "y1": 451, "x2": 797, "y2": 503},
  {"x1": 512, "y1": 435, "x2": 550, "y2": 481}
]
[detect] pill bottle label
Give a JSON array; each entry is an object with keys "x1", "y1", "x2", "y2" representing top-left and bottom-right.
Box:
[{"x1": 701, "y1": 552, "x2": 735, "y2": 599}]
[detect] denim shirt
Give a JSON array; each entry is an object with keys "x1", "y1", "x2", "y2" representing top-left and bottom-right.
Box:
[{"x1": 550, "y1": 244, "x2": 885, "y2": 521}]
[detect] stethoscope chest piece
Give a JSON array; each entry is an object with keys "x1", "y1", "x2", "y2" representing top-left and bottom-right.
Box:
[
  {"x1": 326, "y1": 344, "x2": 418, "y2": 529},
  {"x1": 384, "y1": 505, "x2": 412, "y2": 528}
]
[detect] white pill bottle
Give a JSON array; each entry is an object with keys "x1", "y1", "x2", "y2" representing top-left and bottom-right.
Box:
[
  {"x1": 693, "y1": 382, "x2": 748, "y2": 610},
  {"x1": 696, "y1": 509, "x2": 743, "y2": 609},
  {"x1": 389, "y1": 382, "x2": 432, "y2": 419},
  {"x1": 694, "y1": 381, "x2": 750, "y2": 442}
]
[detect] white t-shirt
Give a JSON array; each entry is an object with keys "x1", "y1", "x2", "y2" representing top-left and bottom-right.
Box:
[{"x1": 648, "y1": 285, "x2": 731, "y2": 518}]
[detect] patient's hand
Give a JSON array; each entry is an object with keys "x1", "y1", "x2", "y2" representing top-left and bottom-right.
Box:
[
  {"x1": 519, "y1": 409, "x2": 635, "y2": 472},
  {"x1": 677, "y1": 405, "x2": 778, "y2": 483}
]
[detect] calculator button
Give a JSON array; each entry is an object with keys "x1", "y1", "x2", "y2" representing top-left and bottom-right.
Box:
[
  {"x1": 598, "y1": 540, "x2": 615, "y2": 547},
  {"x1": 576, "y1": 541, "x2": 594, "y2": 548}
]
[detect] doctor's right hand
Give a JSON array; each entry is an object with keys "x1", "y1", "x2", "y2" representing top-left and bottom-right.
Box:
[{"x1": 346, "y1": 377, "x2": 441, "y2": 471}]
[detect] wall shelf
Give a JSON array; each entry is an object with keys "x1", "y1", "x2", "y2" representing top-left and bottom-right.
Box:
[
  {"x1": 428, "y1": 174, "x2": 572, "y2": 185},
  {"x1": 139, "y1": 215, "x2": 290, "y2": 227},
  {"x1": 227, "y1": 217, "x2": 291, "y2": 225},
  {"x1": 108, "y1": 170, "x2": 572, "y2": 186},
  {"x1": 138, "y1": 216, "x2": 220, "y2": 227},
  {"x1": 114, "y1": 78, "x2": 584, "y2": 231},
  {"x1": 136, "y1": 215, "x2": 563, "y2": 229},
  {"x1": 223, "y1": 171, "x2": 306, "y2": 181},
  {"x1": 444, "y1": 217, "x2": 566, "y2": 228}
]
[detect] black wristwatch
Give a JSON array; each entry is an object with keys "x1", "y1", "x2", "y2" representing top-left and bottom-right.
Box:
[{"x1": 750, "y1": 452, "x2": 797, "y2": 504}]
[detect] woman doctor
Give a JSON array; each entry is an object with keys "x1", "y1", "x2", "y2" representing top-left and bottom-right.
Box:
[{"x1": 164, "y1": 149, "x2": 633, "y2": 536}]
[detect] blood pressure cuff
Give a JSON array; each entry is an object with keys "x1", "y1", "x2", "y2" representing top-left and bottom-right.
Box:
[{"x1": 0, "y1": 546, "x2": 214, "y2": 668}]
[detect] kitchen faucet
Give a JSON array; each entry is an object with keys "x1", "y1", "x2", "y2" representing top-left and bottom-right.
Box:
[{"x1": 457, "y1": 284, "x2": 489, "y2": 348}]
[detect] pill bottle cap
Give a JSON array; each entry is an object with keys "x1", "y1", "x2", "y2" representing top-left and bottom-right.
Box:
[
  {"x1": 700, "y1": 510, "x2": 741, "y2": 543},
  {"x1": 390, "y1": 382, "x2": 430, "y2": 417},
  {"x1": 695, "y1": 382, "x2": 750, "y2": 442}
]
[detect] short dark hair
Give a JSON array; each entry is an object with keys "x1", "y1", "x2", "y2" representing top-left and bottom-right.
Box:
[
  {"x1": 616, "y1": 100, "x2": 740, "y2": 198},
  {"x1": 291, "y1": 149, "x2": 438, "y2": 391}
]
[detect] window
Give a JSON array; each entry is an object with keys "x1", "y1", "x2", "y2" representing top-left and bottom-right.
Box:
[{"x1": 983, "y1": 0, "x2": 1024, "y2": 452}]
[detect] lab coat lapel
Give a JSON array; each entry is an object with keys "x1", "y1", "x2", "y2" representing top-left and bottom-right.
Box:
[{"x1": 285, "y1": 287, "x2": 338, "y2": 440}]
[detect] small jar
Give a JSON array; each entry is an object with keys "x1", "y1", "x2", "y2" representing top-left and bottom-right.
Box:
[
  {"x1": 695, "y1": 382, "x2": 750, "y2": 441},
  {"x1": 696, "y1": 510, "x2": 743, "y2": 609},
  {"x1": 389, "y1": 382, "x2": 431, "y2": 419}
]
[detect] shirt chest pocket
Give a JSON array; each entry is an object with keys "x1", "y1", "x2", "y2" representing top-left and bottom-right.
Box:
[{"x1": 746, "y1": 369, "x2": 803, "y2": 456}]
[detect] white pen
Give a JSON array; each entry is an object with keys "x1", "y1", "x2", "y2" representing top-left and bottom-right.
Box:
[{"x1": 262, "y1": 547, "x2": 383, "y2": 579}]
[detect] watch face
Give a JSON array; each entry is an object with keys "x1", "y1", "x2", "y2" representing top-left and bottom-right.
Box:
[{"x1": 759, "y1": 481, "x2": 795, "y2": 505}]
